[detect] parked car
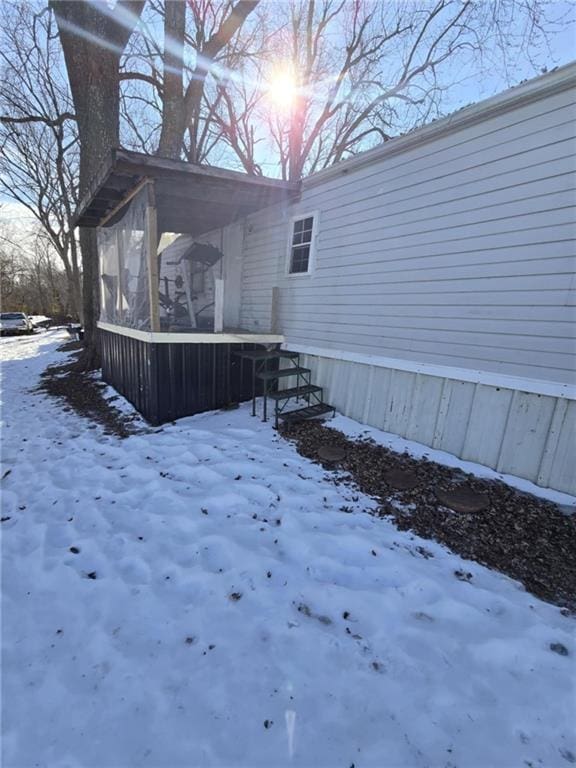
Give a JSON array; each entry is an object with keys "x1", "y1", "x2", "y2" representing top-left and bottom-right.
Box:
[
  {"x1": 29, "y1": 315, "x2": 52, "y2": 330},
  {"x1": 0, "y1": 312, "x2": 34, "y2": 336}
]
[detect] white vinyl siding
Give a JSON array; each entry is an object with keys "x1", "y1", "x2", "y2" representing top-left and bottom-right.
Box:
[{"x1": 238, "y1": 68, "x2": 576, "y2": 387}]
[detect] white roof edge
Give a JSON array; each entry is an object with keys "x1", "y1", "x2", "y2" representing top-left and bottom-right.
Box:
[{"x1": 303, "y1": 61, "x2": 576, "y2": 189}]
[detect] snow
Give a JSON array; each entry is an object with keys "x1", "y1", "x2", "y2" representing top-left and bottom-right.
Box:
[{"x1": 1, "y1": 331, "x2": 575, "y2": 768}]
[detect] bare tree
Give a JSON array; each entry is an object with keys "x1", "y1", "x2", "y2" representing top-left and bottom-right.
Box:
[
  {"x1": 51, "y1": 0, "x2": 145, "y2": 367},
  {"x1": 120, "y1": 0, "x2": 260, "y2": 161},
  {"x1": 0, "y1": 224, "x2": 28, "y2": 307},
  {"x1": 216, "y1": 0, "x2": 569, "y2": 180},
  {"x1": 0, "y1": 221, "x2": 70, "y2": 317},
  {"x1": 0, "y1": 2, "x2": 82, "y2": 319}
]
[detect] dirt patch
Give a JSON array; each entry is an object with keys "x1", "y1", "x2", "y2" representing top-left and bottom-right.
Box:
[
  {"x1": 280, "y1": 420, "x2": 576, "y2": 611},
  {"x1": 37, "y1": 346, "x2": 142, "y2": 438}
]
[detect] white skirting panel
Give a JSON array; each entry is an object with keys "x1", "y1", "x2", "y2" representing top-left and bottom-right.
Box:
[{"x1": 299, "y1": 353, "x2": 576, "y2": 495}]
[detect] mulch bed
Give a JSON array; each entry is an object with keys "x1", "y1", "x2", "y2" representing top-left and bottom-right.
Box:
[
  {"x1": 36, "y1": 345, "x2": 141, "y2": 438},
  {"x1": 280, "y1": 420, "x2": 576, "y2": 611}
]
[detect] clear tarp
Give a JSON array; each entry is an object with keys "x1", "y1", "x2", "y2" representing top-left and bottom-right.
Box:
[
  {"x1": 98, "y1": 187, "x2": 150, "y2": 329},
  {"x1": 157, "y1": 234, "x2": 223, "y2": 331},
  {"x1": 98, "y1": 186, "x2": 226, "y2": 333}
]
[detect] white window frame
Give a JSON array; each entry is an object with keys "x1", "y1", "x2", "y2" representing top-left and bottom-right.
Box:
[{"x1": 286, "y1": 211, "x2": 319, "y2": 277}]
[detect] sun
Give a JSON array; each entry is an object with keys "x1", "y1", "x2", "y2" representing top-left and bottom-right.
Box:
[{"x1": 267, "y1": 68, "x2": 299, "y2": 111}]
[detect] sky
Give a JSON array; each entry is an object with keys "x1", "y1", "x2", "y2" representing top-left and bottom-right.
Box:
[{"x1": 441, "y1": 11, "x2": 575, "y2": 113}]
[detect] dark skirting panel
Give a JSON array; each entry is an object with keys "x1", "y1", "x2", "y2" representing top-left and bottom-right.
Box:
[{"x1": 99, "y1": 328, "x2": 265, "y2": 425}]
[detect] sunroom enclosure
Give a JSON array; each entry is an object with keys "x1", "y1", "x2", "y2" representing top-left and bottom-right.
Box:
[
  {"x1": 74, "y1": 149, "x2": 297, "y2": 423},
  {"x1": 97, "y1": 180, "x2": 251, "y2": 336}
]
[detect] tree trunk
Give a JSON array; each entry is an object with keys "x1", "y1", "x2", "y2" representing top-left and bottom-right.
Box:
[
  {"x1": 158, "y1": 0, "x2": 186, "y2": 159},
  {"x1": 163, "y1": 0, "x2": 259, "y2": 163},
  {"x1": 288, "y1": 94, "x2": 306, "y2": 181},
  {"x1": 52, "y1": 0, "x2": 144, "y2": 369},
  {"x1": 76, "y1": 46, "x2": 120, "y2": 367},
  {"x1": 79, "y1": 228, "x2": 99, "y2": 351},
  {"x1": 69, "y1": 236, "x2": 83, "y2": 323}
]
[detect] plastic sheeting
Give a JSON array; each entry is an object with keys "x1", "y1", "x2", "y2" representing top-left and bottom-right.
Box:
[
  {"x1": 98, "y1": 187, "x2": 150, "y2": 329},
  {"x1": 157, "y1": 235, "x2": 223, "y2": 331}
]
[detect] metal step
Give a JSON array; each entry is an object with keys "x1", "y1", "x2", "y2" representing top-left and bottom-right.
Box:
[
  {"x1": 234, "y1": 349, "x2": 299, "y2": 362},
  {"x1": 278, "y1": 403, "x2": 335, "y2": 422},
  {"x1": 257, "y1": 366, "x2": 310, "y2": 381},
  {"x1": 268, "y1": 384, "x2": 322, "y2": 401}
]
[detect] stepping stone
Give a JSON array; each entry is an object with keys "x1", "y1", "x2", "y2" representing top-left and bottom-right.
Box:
[
  {"x1": 317, "y1": 445, "x2": 345, "y2": 463},
  {"x1": 435, "y1": 485, "x2": 489, "y2": 513},
  {"x1": 383, "y1": 468, "x2": 419, "y2": 491}
]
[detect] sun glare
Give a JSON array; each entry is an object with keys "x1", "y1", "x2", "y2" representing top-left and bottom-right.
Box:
[{"x1": 267, "y1": 69, "x2": 298, "y2": 111}]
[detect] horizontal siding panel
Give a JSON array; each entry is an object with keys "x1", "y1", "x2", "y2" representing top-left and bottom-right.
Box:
[
  {"x1": 278, "y1": 327, "x2": 573, "y2": 370},
  {"x1": 316, "y1": 222, "x2": 576, "y2": 261},
  {"x1": 302, "y1": 91, "x2": 576, "y2": 202},
  {"x1": 318, "y1": 208, "x2": 576, "y2": 251},
  {"x1": 314, "y1": 172, "x2": 575, "y2": 234},
  {"x1": 306, "y1": 241, "x2": 576, "y2": 274},
  {"x1": 279, "y1": 304, "x2": 576, "y2": 323},
  {"x1": 280, "y1": 308, "x2": 576, "y2": 330},
  {"x1": 255, "y1": 290, "x2": 574, "y2": 310},
  {"x1": 278, "y1": 313, "x2": 575, "y2": 340},
  {"x1": 290, "y1": 161, "x2": 575, "y2": 243},
  {"x1": 242, "y1": 240, "x2": 576, "y2": 280},
  {"x1": 310, "y1": 256, "x2": 575, "y2": 284},
  {"x1": 277, "y1": 337, "x2": 576, "y2": 385},
  {"x1": 278, "y1": 320, "x2": 575, "y2": 358},
  {"x1": 245, "y1": 222, "x2": 576, "y2": 264},
  {"x1": 319, "y1": 186, "x2": 575, "y2": 241},
  {"x1": 303, "y1": 134, "x2": 576, "y2": 220},
  {"x1": 315, "y1": 345, "x2": 573, "y2": 385},
  {"x1": 303, "y1": 124, "x2": 575, "y2": 214},
  {"x1": 250, "y1": 152, "x2": 575, "y2": 252},
  {"x1": 276, "y1": 280, "x2": 574, "y2": 300}
]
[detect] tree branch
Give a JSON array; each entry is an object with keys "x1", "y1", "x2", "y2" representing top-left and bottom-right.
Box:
[{"x1": 1, "y1": 111, "x2": 76, "y2": 127}]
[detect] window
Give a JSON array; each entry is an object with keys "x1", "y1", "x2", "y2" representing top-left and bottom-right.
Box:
[{"x1": 288, "y1": 215, "x2": 315, "y2": 274}]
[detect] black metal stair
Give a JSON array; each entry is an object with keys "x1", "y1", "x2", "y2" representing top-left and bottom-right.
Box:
[
  {"x1": 234, "y1": 349, "x2": 299, "y2": 362},
  {"x1": 234, "y1": 346, "x2": 335, "y2": 427},
  {"x1": 256, "y1": 366, "x2": 311, "y2": 381},
  {"x1": 279, "y1": 403, "x2": 335, "y2": 423},
  {"x1": 267, "y1": 384, "x2": 323, "y2": 400}
]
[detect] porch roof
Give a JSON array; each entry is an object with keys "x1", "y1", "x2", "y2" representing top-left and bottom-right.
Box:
[{"x1": 73, "y1": 148, "x2": 299, "y2": 234}]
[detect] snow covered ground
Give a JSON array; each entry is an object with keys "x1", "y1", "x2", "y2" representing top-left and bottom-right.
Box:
[{"x1": 1, "y1": 330, "x2": 575, "y2": 768}]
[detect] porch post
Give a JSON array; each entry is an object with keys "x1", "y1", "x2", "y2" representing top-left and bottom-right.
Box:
[
  {"x1": 271, "y1": 286, "x2": 280, "y2": 334},
  {"x1": 214, "y1": 278, "x2": 224, "y2": 333},
  {"x1": 115, "y1": 228, "x2": 125, "y2": 323},
  {"x1": 146, "y1": 181, "x2": 160, "y2": 332}
]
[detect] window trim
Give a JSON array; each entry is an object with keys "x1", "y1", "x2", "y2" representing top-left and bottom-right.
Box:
[{"x1": 286, "y1": 211, "x2": 319, "y2": 277}]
